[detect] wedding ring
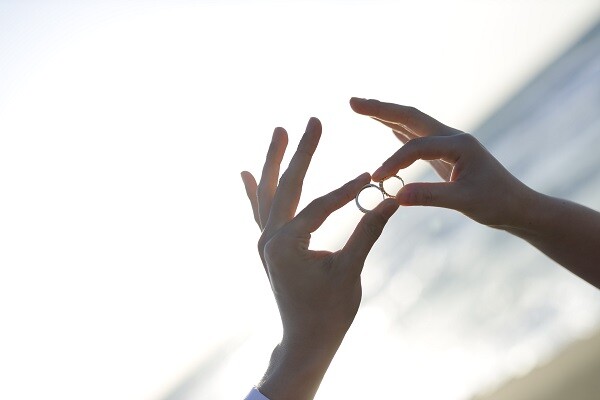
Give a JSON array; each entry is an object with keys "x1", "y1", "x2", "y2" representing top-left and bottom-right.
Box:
[
  {"x1": 355, "y1": 175, "x2": 405, "y2": 213},
  {"x1": 355, "y1": 183, "x2": 384, "y2": 213},
  {"x1": 379, "y1": 175, "x2": 405, "y2": 197}
]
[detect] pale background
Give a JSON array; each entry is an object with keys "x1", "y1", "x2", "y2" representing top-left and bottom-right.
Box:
[{"x1": 1, "y1": 1, "x2": 599, "y2": 400}]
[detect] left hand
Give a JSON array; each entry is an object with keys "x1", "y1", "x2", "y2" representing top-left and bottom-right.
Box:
[
  {"x1": 349, "y1": 97, "x2": 534, "y2": 228},
  {"x1": 241, "y1": 117, "x2": 399, "y2": 400}
]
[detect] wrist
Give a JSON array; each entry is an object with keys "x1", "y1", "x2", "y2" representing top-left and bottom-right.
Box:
[
  {"x1": 490, "y1": 183, "x2": 542, "y2": 233},
  {"x1": 498, "y1": 187, "x2": 554, "y2": 240},
  {"x1": 258, "y1": 337, "x2": 343, "y2": 400}
]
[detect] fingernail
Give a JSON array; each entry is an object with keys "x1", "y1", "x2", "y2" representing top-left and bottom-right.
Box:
[{"x1": 372, "y1": 167, "x2": 386, "y2": 181}]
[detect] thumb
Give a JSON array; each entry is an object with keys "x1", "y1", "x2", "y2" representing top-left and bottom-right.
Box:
[
  {"x1": 340, "y1": 199, "x2": 399, "y2": 275},
  {"x1": 396, "y1": 182, "x2": 463, "y2": 210}
]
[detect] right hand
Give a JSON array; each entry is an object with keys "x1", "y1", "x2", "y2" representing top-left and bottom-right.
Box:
[
  {"x1": 240, "y1": 117, "x2": 399, "y2": 400},
  {"x1": 349, "y1": 97, "x2": 537, "y2": 229}
]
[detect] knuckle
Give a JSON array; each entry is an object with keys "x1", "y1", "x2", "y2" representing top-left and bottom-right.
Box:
[
  {"x1": 296, "y1": 146, "x2": 315, "y2": 159},
  {"x1": 278, "y1": 170, "x2": 301, "y2": 187},
  {"x1": 262, "y1": 237, "x2": 276, "y2": 258},
  {"x1": 257, "y1": 233, "x2": 269, "y2": 252},
  {"x1": 405, "y1": 136, "x2": 428, "y2": 155},
  {"x1": 329, "y1": 184, "x2": 354, "y2": 205},
  {"x1": 419, "y1": 188, "x2": 435, "y2": 205},
  {"x1": 307, "y1": 196, "x2": 331, "y2": 216},
  {"x1": 405, "y1": 185, "x2": 434, "y2": 205},
  {"x1": 402, "y1": 106, "x2": 424, "y2": 124},
  {"x1": 309, "y1": 195, "x2": 326, "y2": 210},
  {"x1": 340, "y1": 185, "x2": 356, "y2": 203},
  {"x1": 456, "y1": 133, "x2": 478, "y2": 147},
  {"x1": 405, "y1": 105, "x2": 421, "y2": 116}
]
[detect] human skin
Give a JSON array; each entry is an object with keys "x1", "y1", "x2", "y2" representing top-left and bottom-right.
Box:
[
  {"x1": 240, "y1": 117, "x2": 399, "y2": 400},
  {"x1": 350, "y1": 97, "x2": 600, "y2": 289}
]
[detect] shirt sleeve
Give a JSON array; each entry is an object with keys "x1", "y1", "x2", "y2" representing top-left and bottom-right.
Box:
[{"x1": 243, "y1": 387, "x2": 270, "y2": 400}]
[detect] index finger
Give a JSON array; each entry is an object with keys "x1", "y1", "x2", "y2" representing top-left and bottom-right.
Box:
[
  {"x1": 372, "y1": 135, "x2": 465, "y2": 181},
  {"x1": 349, "y1": 97, "x2": 459, "y2": 137},
  {"x1": 286, "y1": 172, "x2": 371, "y2": 235}
]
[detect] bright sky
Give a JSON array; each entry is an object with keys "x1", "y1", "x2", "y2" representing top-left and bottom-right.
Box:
[{"x1": 1, "y1": 1, "x2": 599, "y2": 400}]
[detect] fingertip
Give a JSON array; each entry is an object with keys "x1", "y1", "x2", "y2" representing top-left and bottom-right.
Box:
[
  {"x1": 349, "y1": 97, "x2": 365, "y2": 112},
  {"x1": 240, "y1": 170, "x2": 256, "y2": 186},
  {"x1": 371, "y1": 167, "x2": 388, "y2": 182},
  {"x1": 354, "y1": 171, "x2": 371, "y2": 184},
  {"x1": 307, "y1": 116, "x2": 322, "y2": 131},
  {"x1": 347, "y1": 172, "x2": 371, "y2": 197},
  {"x1": 349, "y1": 97, "x2": 364, "y2": 106},
  {"x1": 349, "y1": 97, "x2": 379, "y2": 116},
  {"x1": 272, "y1": 126, "x2": 288, "y2": 142}
]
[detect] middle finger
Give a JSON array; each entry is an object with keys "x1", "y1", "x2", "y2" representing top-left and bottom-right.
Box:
[{"x1": 265, "y1": 117, "x2": 322, "y2": 231}]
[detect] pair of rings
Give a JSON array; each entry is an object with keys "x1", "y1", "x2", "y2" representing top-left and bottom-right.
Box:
[{"x1": 355, "y1": 175, "x2": 405, "y2": 213}]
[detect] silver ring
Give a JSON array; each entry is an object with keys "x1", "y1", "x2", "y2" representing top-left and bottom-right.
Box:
[
  {"x1": 378, "y1": 175, "x2": 405, "y2": 198},
  {"x1": 355, "y1": 183, "x2": 385, "y2": 213}
]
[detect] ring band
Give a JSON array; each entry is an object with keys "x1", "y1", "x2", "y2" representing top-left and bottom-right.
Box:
[
  {"x1": 355, "y1": 175, "x2": 405, "y2": 213},
  {"x1": 355, "y1": 183, "x2": 385, "y2": 213},
  {"x1": 379, "y1": 175, "x2": 405, "y2": 197}
]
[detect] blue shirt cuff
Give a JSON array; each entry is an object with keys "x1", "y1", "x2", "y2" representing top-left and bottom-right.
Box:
[{"x1": 244, "y1": 387, "x2": 270, "y2": 400}]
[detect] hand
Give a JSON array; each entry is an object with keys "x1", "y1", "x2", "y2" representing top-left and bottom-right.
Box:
[
  {"x1": 241, "y1": 117, "x2": 399, "y2": 400},
  {"x1": 350, "y1": 97, "x2": 600, "y2": 289},
  {"x1": 349, "y1": 97, "x2": 535, "y2": 229}
]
